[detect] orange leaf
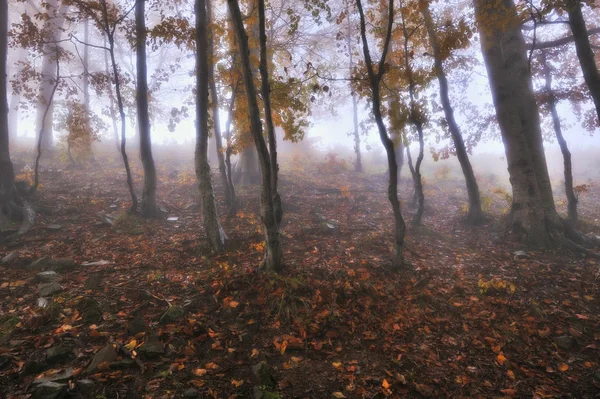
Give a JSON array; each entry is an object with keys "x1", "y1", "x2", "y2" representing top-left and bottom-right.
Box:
[
  {"x1": 500, "y1": 388, "x2": 516, "y2": 395},
  {"x1": 382, "y1": 379, "x2": 391, "y2": 389},
  {"x1": 231, "y1": 379, "x2": 243, "y2": 387},
  {"x1": 97, "y1": 361, "x2": 111, "y2": 371},
  {"x1": 496, "y1": 352, "x2": 507, "y2": 366},
  {"x1": 193, "y1": 368, "x2": 207, "y2": 377},
  {"x1": 558, "y1": 363, "x2": 569, "y2": 372}
]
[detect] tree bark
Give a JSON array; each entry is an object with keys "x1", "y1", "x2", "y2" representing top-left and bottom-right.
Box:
[
  {"x1": 566, "y1": 0, "x2": 600, "y2": 125},
  {"x1": 258, "y1": 0, "x2": 282, "y2": 225},
  {"x1": 420, "y1": 1, "x2": 484, "y2": 224},
  {"x1": 196, "y1": 0, "x2": 226, "y2": 252},
  {"x1": 541, "y1": 50, "x2": 578, "y2": 225},
  {"x1": 356, "y1": 0, "x2": 406, "y2": 269},
  {"x1": 207, "y1": 0, "x2": 232, "y2": 207},
  {"x1": 475, "y1": 0, "x2": 568, "y2": 247},
  {"x1": 136, "y1": 0, "x2": 159, "y2": 218},
  {"x1": 228, "y1": 0, "x2": 283, "y2": 271}
]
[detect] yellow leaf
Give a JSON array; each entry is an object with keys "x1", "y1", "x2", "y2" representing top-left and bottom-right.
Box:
[
  {"x1": 193, "y1": 368, "x2": 207, "y2": 377},
  {"x1": 229, "y1": 300, "x2": 239, "y2": 308},
  {"x1": 124, "y1": 339, "x2": 137, "y2": 351},
  {"x1": 190, "y1": 379, "x2": 205, "y2": 387},
  {"x1": 332, "y1": 392, "x2": 346, "y2": 398},
  {"x1": 231, "y1": 379, "x2": 243, "y2": 387},
  {"x1": 584, "y1": 295, "x2": 594, "y2": 301},
  {"x1": 332, "y1": 362, "x2": 343, "y2": 370},
  {"x1": 382, "y1": 379, "x2": 391, "y2": 389},
  {"x1": 507, "y1": 370, "x2": 515, "y2": 380},
  {"x1": 497, "y1": 352, "x2": 507, "y2": 366},
  {"x1": 558, "y1": 363, "x2": 569, "y2": 372},
  {"x1": 279, "y1": 340, "x2": 288, "y2": 355},
  {"x1": 291, "y1": 356, "x2": 303, "y2": 363},
  {"x1": 251, "y1": 349, "x2": 260, "y2": 358}
]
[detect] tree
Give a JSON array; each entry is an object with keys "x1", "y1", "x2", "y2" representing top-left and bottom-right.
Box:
[
  {"x1": 136, "y1": 0, "x2": 159, "y2": 218},
  {"x1": 196, "y1": 0, "x2": 226, "y2": 253},
  {"x1": 345, "y1": 0, "x2": 362, "y2": 173},
  {"x1": 228, "y1": 0, "x2": 283, "y2": 271},
  {"x1": 564, "y1": 0, "x2": 600, "y2": 125},
  {"x1": 356, "y1": 0, "x2": 406, "y2": 269},
  {"x1": 474, "y1": 0, "x2": 595, "y2": 251},
  {"x1": 420, "y1": 0, "x2": 484, "y2": 224}
]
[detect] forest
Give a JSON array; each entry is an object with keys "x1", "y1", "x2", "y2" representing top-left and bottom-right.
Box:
[{"x1": 0, "y1": 0, "x2": 599, "y2": 398}]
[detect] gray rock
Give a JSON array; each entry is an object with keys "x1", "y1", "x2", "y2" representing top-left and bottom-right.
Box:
[
  {"x1": 24, "y1": 359, "x2": 46, "y2": 375},
  {"x1": 1, "y1": 251, "x2": 18, "y2": 263},
  {"x1": 127, "y1": 315, "x2": 147, "y2": 335},
  {"x1": 28, "y1": 257, "x2": 76, "y2": 272},
  {"x1": 252, "y1": 361, "x2": 276, "y2": 389},
  {"x1": 37, "y1": 297, "x2": 50, "y2": 308},
  {"x1": 159, "y1": 305, "x2": 185, "y2": 325},
  {"x1": 46, "y1": 345, "x2": 72, "y2": 364},
  {"x1": 555, "y1": 335, "x2": 575, "y2": 350},
  {"x1": 32, "y1": 368, "x2": 74, "y2": 385},
  {"x1": 32, "y1": 381, "x2": 67, "y2": 399},
  {"x1": 46, "y1": 224, "x2": 62, "y2": 231},
  {"x1": 38, "y1": 282, "x2": 63, "y2": 297},
  {"x1": 36, "y1": 271, "x2": 60, "y2": 283},
  {"x1": 110, "y1": 358, "x2": 136, "y2": 369},
  {"x1": 77, "y1": 298, "x2": 103, "y2": 324},
  {"x1": 81, "y1": 260, "x2": 111, "y2": 267},
  {"x1": 138, "y1": 335, "x2": 164, "y2": 358},
  {"x1": 183, "y1": 388, "x2": 200, "y2": 398},
  {"x1": 86, "y1": 344, "x2": 118, "y2": 374},
  {"x1": 513, "y1": 250, "x2": 528, "y2": 259}
]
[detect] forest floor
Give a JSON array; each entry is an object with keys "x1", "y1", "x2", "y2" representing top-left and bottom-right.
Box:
[{"x1": 0, "y1": 151, "x2": 599, "y2": 399}]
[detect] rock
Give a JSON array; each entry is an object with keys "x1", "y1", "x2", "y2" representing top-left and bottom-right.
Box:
[
  {"x1": 138, "y1": 335, "x2": 164, "y2": 358},
  {"x1": 32, "y1": 381, "x2": 67, "y2": 399},
  {"x1": 75, "y1": 379, "x2": 95, "y2": 393},
  {"x1": 86, "y1": 344, "x2": 118, "y2": 374},
  {"x1": 24, "y1": 359, "x2": 46, "y2": 375},
  {"x1": 0, "y1": 354, "x2": 11, "y2": 369},
  {"x1": 252, "y1": 361, "x2": 276, "y2": 389},
  {"x1": 77, "y1": 298, "x2": 103, "y2": 324},
  {"x1": 46, "y1": 345, "x2": 73, "y2": 364},
  {"x1": 28, "y1": 257, "x2": 76, "y2": 272},
  {"x1": 32, "y1": 368, "x2": 74, "y2": 385},
  {"x1": 1, "y1": 251, "x2": 18, "y2": 263},
  {"x1": 127, "y1": 315, "x2": 147, "y2": 335},
  {"x1": 84, "y1": 273, "x2": 104, "y2": 290},
  {"x1": 513, "y1": 250, "x2": 528, "y2": 259},
  {"x1": 81, "y1": 260, "x2": 111, "y2": 267},
  {"x1": 46, "y1": 224, "x2": 62, "y2": 231},
  {"x1": 37, "y1": 297, "x2": 50, "y2": 308},
  {"x1": 555, "y1": 335, "x2": 575, "y2": 350},
  {"x1": 183, "y1": 388, "x2": 200, "y2": 398},
  {"x1": 167, "y1": 216, "x2": 179, "y2": 222},
  {"x1": 38, "y1": 282, "x2": 63, "y2": 297},
  {"x1": 159, "y1": 305, "x2": 185, "y2": 325},
  {"x1": 36, "y1": 271, "x2": 60, "y2": 283}
]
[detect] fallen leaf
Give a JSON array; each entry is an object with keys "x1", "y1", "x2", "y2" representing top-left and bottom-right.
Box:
[
  {"x1": 193, "y1": 368, "x2": 207, "y2": 376},
  {"x1": 558, "y1": 363, "x2": 569, "y2": 372},
  {"x1": 332, "y1": 392, "x2": 346, "y2": 398},
  {"x1": 382, "y1": 379, "x2": 390, "y2": 389}
]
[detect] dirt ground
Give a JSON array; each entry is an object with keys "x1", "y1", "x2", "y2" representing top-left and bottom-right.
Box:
[{"x1": 0, "y1": 151, "x2": 599, "y2": 399}]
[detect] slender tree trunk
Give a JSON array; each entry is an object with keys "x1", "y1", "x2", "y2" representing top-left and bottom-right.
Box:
[
  {"x1": 399, "y1": 5, "x2": 424, "y2": 227},
  {"x1": 228, "y1": 0, "x2": 283, "y2": 271},
  {"x1": 406, "y1": 144, "x2": 418, "y2": 206},
  {"x1": 82, "y1": 18, "x2": 95, "y2": 163},
  {"x1": 100, "y1": 0, "x2": 138, "y2": 213},
  {"x1": 136, "y1": 0, "x2": 159, "y2": 218},
  {"x1": 346, "y1": 2, "x2": 362, "y2": 173},
  {"x1": 540, "y1": 50, "x2": 578, "y2": 225},
  {"x1": 7, "y1": 48, "x2": 26, "y2": 141},
  {"x1": 103, "y1": 36, "x2": 120, "y2": 153},
  {"x1": 258, "y1": 0, "x2": 282, "y2": 225},
  {"x1": 196, "y1": 0, "x2": 226, "y2": 252},
  {"x1": 0, "y1": 0, "x2": 21, "y2": 222},
  {"x1": 35, "y1": 0, "x2": 67, "y2": 151},
  {"x1": 224, "y1": 81, "x2": 238, "y2": 216},
  {"x1": 566, "y1": 0, "x2": 600, "y2": 125},
  {"x1": 207, "y1": 0, "x2": 232, "y2": 207},
  {"x1": 356, "y1": 0, "x2": 406, "y2": 269},
  {"x1": 421, "y1": 1, "x2": 484, "y2": 224}
]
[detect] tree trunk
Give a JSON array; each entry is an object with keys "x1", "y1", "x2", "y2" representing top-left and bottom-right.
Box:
[
  {"x1": 103, "y1": 36, "x2": 120, "y2": 152},
  {"x1": 258, "y1": 0, "x2": 282, "y2": 226},
  {"x1": 474, "y1": 0, "x2": 572, "y2": 247},
  {"x1": 540, "y1": 50, "x2": 578, "y2": 225},
  {"x1": 356, "y1": 0, "x2": 406, "y2": 269},
  {"x1": 566, "y1": 0, "x2": 600, "y2": 125},
  {"x1": 136, "y1": 0, "x2": 159, "y2": 218},
  {"x1": 399, "y1": 6, "x2": 424, "y2": 227},
  {"x1": 100, "y1": 0, "x2": 138, "y2": 213},
  {"x1": 224, "y1": 81, "x2": 238, "y2": 216},
  {"x1": 207, "y1": 0, "x2": 232, "y2": 207},
  {"x1": 35, "y1": 0, "x2": 67, "y2": 151},
  {"x1": 228, "y1": 0, "x2": 283, "y2": 271},
  {"x1": 196, "y1": 0, "x2": 226, "y2": 252},
  {"x1": 7, "y1": 48, "x2": 26, "y2": 140},
  {"x1": 82, "y1": 18, "x2": 95, "y2": 163},
  {"x1": 421, "y1": 1, "x2": 484, "y2": 224},
  {"x1": 0, "y1": 0, "x2": 21, "y2": 222},
  {"x1": 346, "y1": 2, "x2": 362, "y2": 173},
  {"x1": 238, "y1": 144, "x2": 260, "y2": 185}
]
